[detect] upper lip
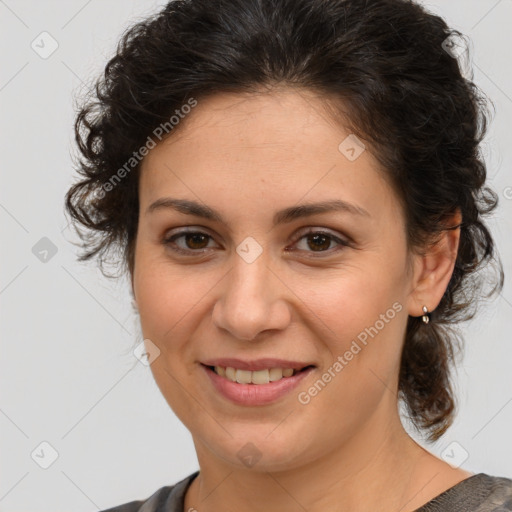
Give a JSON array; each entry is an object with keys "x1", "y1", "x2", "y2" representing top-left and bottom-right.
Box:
[{"x1": 201, "y1": 358, "x2": 315, "y2": 372}]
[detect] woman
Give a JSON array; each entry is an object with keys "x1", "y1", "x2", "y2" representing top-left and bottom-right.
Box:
[{"x1": 65, "y1": 0, "x2": 511, "y2": 510}]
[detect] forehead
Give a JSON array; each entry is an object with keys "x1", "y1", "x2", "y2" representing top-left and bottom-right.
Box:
[
  {"x1": 138, "y1": 89, "x2": 399, "y2": 223},
  {"x1": 144, "y1": 89, "x2": 356, "y2": 164}
]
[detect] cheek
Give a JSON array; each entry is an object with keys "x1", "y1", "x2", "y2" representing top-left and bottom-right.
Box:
[
  {"x1": 298, "y1": 260, "x2": 408, "y2": 394},
  {"x1": 135, "y1": 271, "x2": 194, "y2": 342},
  {"x1": 298, "y1": 271, "x2": 407, "y2": 432},
  {"x1": 132, "y1": 249, "x2": 210, "y2": 420},
  {"x1": 299, "y1": 260, "x2": 406, "y2": 335},
  {"x1": 133, "y1": 244, "x2": 180, "y2": 338},
  {"x1": 133, "y1": 244, "x2": 218, "y2": 346}
]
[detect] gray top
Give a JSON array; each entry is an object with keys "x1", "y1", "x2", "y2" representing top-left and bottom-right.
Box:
[{"x1": 100, "y1": 472, "x2": 512, "y2": 512}]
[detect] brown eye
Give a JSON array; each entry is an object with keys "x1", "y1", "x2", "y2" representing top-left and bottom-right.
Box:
[
  {"x1": 304, "y1": 233, "x2": 332, "y2": 251},
  {"x1": 290, "y1": 229, "x2": 350, "y2": 256},
  {"x1": 163, "y1": 230, "x2": 216, "y2": 254},
  {"x1": 181, "y1": 232, "x2": 210, "y2": 250}
]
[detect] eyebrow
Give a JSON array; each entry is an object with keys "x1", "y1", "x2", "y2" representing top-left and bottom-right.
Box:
[{"x1": 146, "y1": 197, "x2": 370, "y2": 226}]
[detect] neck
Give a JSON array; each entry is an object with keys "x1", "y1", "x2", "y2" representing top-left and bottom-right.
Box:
[{"x1": 184, "y1": 405, "x2": 466, "y2": 512}]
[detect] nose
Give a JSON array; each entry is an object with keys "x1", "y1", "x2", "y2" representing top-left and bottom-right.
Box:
[{"x1": 211, "y1": 249, "x2": 292, "y2": 341}]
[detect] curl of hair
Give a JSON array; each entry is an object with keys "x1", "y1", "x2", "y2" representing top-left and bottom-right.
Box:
[{"x1": 65, "y1": 0, "x2": 504, "y2": 441}]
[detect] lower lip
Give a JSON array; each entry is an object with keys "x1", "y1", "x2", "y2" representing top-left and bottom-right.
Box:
[{"x1": 202, "y1": 364, "x2": 315, "y2": 406}]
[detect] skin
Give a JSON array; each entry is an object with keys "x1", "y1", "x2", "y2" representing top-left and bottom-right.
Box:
[{"x1": 132, "y1": 88, "x2": 470, "y2": 512}]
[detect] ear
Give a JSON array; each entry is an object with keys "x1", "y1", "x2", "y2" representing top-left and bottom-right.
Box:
[
  {"x1": 406, "y1": 209, "x2": 462, "y2": 318},
  {"x1": 130, "y1": 271, "x2": 138, "y2": 311}
]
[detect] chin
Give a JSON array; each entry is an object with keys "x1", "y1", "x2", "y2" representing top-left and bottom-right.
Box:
[{"x1": 199, "y1": 428, "x2": 315, "y2": 472}]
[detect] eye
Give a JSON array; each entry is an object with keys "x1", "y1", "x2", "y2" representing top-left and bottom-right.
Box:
[
  {"x1": 162, "y1": 229, "x2": 218, "y2": 255},
  {"x1": 288, "y1": 228, "x2": 350, "y2": 257},
  {"x1": 162, "y1": 227, "x2": 350, "y2": 257}
]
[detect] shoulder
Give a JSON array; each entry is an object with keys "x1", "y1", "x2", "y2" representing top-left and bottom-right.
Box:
[
  {"x1": 418, "y1": 473, "x2": 512, "y2": 511},
  {"x1": 98, "y1": 471, "x2": 199, "y2": 512},
  {"x1": 480, "y1": 474, "x2": 512, "y2": 510},
  {"x1": 99, "y1": 486, "x2": 173, "y2": 512}
]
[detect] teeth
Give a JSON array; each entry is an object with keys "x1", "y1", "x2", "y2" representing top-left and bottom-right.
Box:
[
  {"x1": 212, "y1": 366, "x2": 300, "y2": 384},
  {"x1": 269, "y1": 368, "x2": 283, "y2": 381},
  {"x1": 236, "y1": 369, "x2": 252, "y2": 384},
  {"x1": 252, "y1": 369, "x2": 270, "y2": 384}
]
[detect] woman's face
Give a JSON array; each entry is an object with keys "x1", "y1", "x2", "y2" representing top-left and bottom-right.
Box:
[{"x1": 133, "y1": 89, "x2": 423, "y2": 472}]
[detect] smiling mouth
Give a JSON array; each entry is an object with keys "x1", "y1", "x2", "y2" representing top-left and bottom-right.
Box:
[{"x1": 203, "y1": 364, "x2": 315, "y2": 385}]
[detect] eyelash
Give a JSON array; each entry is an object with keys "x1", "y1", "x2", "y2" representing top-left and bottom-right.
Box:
[{"x1": 162, "y1": 228, "x2": 351, "y2": 258}]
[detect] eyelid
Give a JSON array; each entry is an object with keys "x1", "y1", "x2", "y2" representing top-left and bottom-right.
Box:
[{"x1": 291, "y1": 226, "x2": 351, "y2": 243}]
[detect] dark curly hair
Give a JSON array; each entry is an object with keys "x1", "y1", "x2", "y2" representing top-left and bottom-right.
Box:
[{"x1": 65, "y1": 0, "x2": 504, "y2": 442}]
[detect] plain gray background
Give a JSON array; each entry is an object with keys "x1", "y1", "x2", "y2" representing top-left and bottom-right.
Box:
[{"x1": 1, "y1": 0, "x2": 511, "y2": 510}]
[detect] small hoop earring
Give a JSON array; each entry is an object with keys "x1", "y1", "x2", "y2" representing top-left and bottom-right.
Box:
[{"x1": 422, "y1": 305, "x2": 430, "y2": 324}]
